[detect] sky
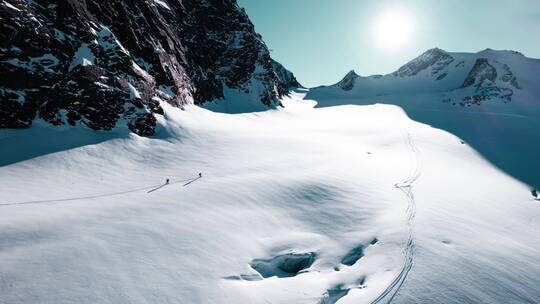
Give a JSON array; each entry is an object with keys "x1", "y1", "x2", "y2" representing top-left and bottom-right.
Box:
[{"x1": 237, "y1": 0, "x2": 540, "y2": 87}]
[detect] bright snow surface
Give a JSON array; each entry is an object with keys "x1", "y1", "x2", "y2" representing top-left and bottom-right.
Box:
[
  {"x1": 0, "y1": 90, "x2": 539, "y2": 303},
  {"x1": 307, "y1": 49, "x2": 540, "y2": 190}
]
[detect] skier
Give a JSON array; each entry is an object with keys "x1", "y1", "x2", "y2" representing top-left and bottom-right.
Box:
[
  {"x1": 532, "y1": 189, "x2": 538, "y2": 200},
  {"x1": 166, "y1": 178, "x2": 170, "y2": 184},
  {"x1": 199, "y1": 172, "x2": 202, "y2": 178}
]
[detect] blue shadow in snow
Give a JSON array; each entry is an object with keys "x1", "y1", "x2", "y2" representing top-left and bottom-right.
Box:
[
  {"x1": 0, "y1": 120, "x2": 177, "y2": 167},
  {"x1": 306, "y1": 89, "x2": 540, "y2": 189}
]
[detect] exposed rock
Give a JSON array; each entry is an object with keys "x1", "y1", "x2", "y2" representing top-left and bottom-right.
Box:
[
  {"x1": 393, "y1": 48, "x2": 454, "y2": 77},
  {"x1": 462, "y1": 58, "x2": 497, "y2": 87},
  {"x1": 271, "y1": 59, "x2": 302, "y2": 89},
  {"x1": 500, "y1": 63, "x2": 521, "y2": 89},
  {"x1": 461, "y1": 58, "x2": 520, "y2": 104},
  {"x1": 337, "y1": 70, "x2": 359, "y2": 91},
  {"x1": 0, "y1": 0, "x2": 299, "y2": 135}
]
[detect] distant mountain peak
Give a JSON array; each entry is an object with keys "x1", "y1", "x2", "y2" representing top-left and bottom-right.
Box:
[
  {"x1": 477, "y1": 48, "x2": 525, "y2": 57},
  {"x1": 318, "y1": 47, "x2": 536, "y2": 107},
  {"x1": 337, "y1": 70, "x2": 360, "y2": 91},
  {"x1": 393, "y1": 48, "x2": 454, "y2": 77},
  {"x1": 345, "y1": 70, "x2": 359, "y2": 77},
  {"x1": 425, "y1": 47, "x2": 447, "y2": 54}
]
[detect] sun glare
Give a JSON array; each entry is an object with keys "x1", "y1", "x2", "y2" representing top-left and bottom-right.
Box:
[{"x1": 374, "y1": 8, "x2": 414, "y2": 50}]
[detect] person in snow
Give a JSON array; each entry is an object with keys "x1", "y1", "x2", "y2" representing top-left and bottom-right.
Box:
[
  {"x1": 166, "y1": 178, "x2": 170, "y2": 184},
  {"x1": 198, "y1": 172, "x2": 202, "y2": 178},
  {"x1": 532, "y1": 189, "x2": 538, "y2": 200}
]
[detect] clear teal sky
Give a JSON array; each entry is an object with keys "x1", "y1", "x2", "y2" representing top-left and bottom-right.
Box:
[{"x1": 238, "y1": 0, "x2": 540, "y2": 87}]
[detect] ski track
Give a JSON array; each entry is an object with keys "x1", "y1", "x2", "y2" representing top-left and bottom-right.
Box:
[
  {"x1": 183, "y1": 176, "x2": 203, "y2": 187},
  {"x1": 0, "y1": 176, "x2": 200, "y2": 207},
  {"x1": 370, "y1": 132, "x2": 422, "y2": 304}
]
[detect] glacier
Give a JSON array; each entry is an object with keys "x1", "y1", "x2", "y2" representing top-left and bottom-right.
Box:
[{"x1": 1, "y1": 90, "x2": 539, "y2": 303}]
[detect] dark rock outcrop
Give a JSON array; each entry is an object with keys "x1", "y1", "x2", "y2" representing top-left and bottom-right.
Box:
[
  {"x1": 337, "y1": 70, "x2": 359, "y2": 91},
  {"x1": 271, "y1": 59, "x2": 302, "y2": 89},
  {"x1": 460, "y1": 58, "x2": 521, "y2": 104},
  {"x1": 462, "y1": 58, "x2": 497, "y2": 87},
  {"x1": 0, "y1": 0, "x2": 299, "y2": 135}
]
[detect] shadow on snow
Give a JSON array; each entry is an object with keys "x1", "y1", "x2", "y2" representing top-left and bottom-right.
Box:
[{"x1": 305, "y1": 89, "x2": 540, "y2": 189}]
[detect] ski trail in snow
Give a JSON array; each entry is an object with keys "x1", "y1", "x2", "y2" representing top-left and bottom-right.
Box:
[
  {"x1": 147, "y1": 183, "x2": 169, "y2": 193},
  {"x1": 0, "y1": 176, "x2": 197, "y2": 207},
  {"x1": 371, "y1": 132, "x2": 422, "y2": 304},
  {"x1": 183, "y1": 176, "x2": 202, "y2": 187}
]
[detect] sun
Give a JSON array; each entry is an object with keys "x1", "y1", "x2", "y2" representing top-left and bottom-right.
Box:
[{"x1": 373, "y1": 8, "x2": 414, "y2": 50}]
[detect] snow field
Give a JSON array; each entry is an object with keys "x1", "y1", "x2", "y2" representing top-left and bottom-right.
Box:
[{"x1": 0, "y1": 91, "x2": 539, "y2": 303}]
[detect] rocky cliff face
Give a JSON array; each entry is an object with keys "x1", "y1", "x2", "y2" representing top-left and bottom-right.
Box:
[
  {"x1": 271, "y1": 59, "x2": 302, "y2": 89},
  {"x1": 459, "y1": 57, "x2": 521, "y2": 104},
  {"x1": 0, "y1": 0, "x2": 299, "y2": 135}
]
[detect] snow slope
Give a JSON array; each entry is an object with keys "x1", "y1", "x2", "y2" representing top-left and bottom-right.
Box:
[
  {"x1": 0, "y1": 91, "x2": 539, "y2": 303},
  {"x1": 307, "y1": 49, "x2": 540, "y2": 189}
]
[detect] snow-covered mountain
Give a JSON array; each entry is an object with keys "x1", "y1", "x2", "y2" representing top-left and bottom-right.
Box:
[
  {"x1": 307, "y1": 48, "x2": 540, "y2": 188},
  {"x1": 0, "y1": 0, "x2": 299, "y2": 135},
  {"x1": 316, "y1": 48, "x2": 539, "y2": 106},
  {"x1": 1, "y1": 2, "x2": 539, "y2": 303}
]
